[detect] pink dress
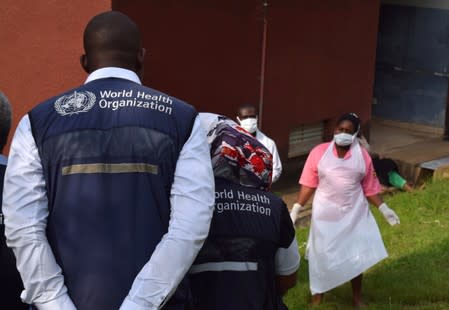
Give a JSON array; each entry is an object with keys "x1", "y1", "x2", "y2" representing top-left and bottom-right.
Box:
[{"x1": 300, "y1": 141, "x2": 387, "y2": 294}]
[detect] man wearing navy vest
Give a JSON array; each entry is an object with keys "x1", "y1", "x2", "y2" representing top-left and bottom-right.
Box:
[
  {"x1": 190, "y1": 114, "x2": 300, "y2": 309},
  {"x1": 3, "y1": 11, "x2": 214, "y2": 310}
]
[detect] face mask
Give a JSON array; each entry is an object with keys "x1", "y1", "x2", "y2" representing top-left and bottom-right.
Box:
[
  {"x1": 238, "y1": 117, "x2": 258, "y2": 133},
  {"x1": 334, "y1": 132, "x2": 356, "y2": 146}
]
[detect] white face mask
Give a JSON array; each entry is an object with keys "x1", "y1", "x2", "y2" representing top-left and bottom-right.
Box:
[
  {"x1": 237, "y1": 117, "x2": 258, "y2": 133},
  {"x1": 334, "y1": 132, "x2": 357, "y2": 146}
]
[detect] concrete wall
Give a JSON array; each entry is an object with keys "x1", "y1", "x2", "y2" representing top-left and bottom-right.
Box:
[
  {"x1": 373, "y1": 3, "x2": 449, "y2": 127},
  {"x1": 382, "y1": 0, "x2": 449, "y2": 10},
  {"x1": 115, "y1": 0, "x2": 381, "y2": 159},
  {"x1": 0, "y1": 0, "x2": 111, "y2": 150}
]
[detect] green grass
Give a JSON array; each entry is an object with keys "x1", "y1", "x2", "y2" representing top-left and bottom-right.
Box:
[{"x1": 283, "y1": 179, "x2": 449, "y2": 309}]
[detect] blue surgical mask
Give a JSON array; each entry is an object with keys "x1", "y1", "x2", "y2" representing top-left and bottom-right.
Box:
[{"x1": 334, "y1": 132, "x2": 356, "y2": 146}]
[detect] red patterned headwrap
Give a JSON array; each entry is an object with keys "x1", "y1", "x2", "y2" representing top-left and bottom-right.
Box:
[{"x1": 200, "y1": 113, "x2": 273, "y2": 191}]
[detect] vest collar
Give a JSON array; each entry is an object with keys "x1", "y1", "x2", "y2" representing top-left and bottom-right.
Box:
[{"x1": 84, "y1": 67, "x2": 142, "y2": 85}]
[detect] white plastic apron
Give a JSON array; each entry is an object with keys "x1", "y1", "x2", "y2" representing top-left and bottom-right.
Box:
[{"x1": 306, "y1": 141, "x2": 387, "y2": 294}]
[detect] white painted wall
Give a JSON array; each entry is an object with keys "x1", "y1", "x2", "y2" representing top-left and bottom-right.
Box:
[{"x1": 382, "y1": 0, "x2": 449, "y2": 10}]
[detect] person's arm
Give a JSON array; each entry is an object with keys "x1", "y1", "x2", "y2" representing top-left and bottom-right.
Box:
[
  {"x1": 290, "y1": 185, "x2": 316, "y2": 225},
  {"x1": 295, "y1": 145, "x2": 322, "y2": 207},
  {"x1": 367, "y1": 194, "x2": 400, "y2": 225},
  {"x1": 277, "y1": 274, "x2": 297, "y2": 296},
  {"x1": 361, "y1": 149, "x2": 400, "y2": 226},
  {"x1": 366, "y1": 194, "x2": 383, "y2": 207},
  {"x1": 3, "y1": 115, "x2": 76, "y2": 310},
  {"x1": 290, "y1": 146, "x2": 322, "y2": 223},
  {"x1": 297, "y1": 185, "x2": 315, "y2": 206},
  {"x1": 271, "y1": 142, "x2": 282, "y2": 183},
  {"x1": 275, "y1": 203, "x2": 300, "y2": 295},
  {"x1": 120, "y1": 116, "x2": 215, "y2": 310},
  {"x1": 275, "y1": 239, "x2": 300, "y2": 295}
]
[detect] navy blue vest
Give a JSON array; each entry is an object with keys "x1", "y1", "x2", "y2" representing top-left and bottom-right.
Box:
[
  {"x1": 29, "y1": 78, "x2": 197, "y2": 310},
  {"x1": 189, "y1": 178, "x2": 295, "y2": 310}
]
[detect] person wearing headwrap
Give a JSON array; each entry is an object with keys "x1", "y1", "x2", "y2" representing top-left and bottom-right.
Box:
[
  {"x1": 290, "y1": 112, "x2": 399, "y2": 307},
  {"x1": 188, "y1": 113, "x2": 300, "y2": 310}
]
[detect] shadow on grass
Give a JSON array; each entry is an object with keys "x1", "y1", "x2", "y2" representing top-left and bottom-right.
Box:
[
  {"x1": 363, "y1": 236, "x2": 449, "y2": 309},
  {"x1": 284, "y1": 237, "x2": 449, "y2": 310}
]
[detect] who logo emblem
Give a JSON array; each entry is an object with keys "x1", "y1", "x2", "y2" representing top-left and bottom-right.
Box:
[{"x1": 54, "y1": 91, "x2": 96, "y2": 116}]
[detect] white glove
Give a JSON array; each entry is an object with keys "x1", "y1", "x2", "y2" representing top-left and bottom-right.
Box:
[
  {"x1": 290, "y1": 203, "x2": 304, "y2": 225},
  {"x1": 378, "y1": 203, "x2": 400, "y2": 226}
]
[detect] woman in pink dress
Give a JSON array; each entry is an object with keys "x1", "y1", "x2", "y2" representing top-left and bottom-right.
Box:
[{"x1": 290, "y1": 113, "x2": 400, "y2": 307}]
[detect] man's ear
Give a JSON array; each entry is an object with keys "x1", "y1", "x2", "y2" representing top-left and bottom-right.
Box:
[
  {"x1": 80, "y1": 54, "x2": 89, "y2": 73},
  {"x1": 138, "y1": 47, "x2": 146, "y2": 64},
  {"x1": 136, "y1": 48, "x2": 146, "y2": 80}
]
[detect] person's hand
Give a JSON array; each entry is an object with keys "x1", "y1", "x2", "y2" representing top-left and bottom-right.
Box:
[
  {"x1": 378, "y1": 203, "x2": 400, "y2": 226},
  {"x1": 290, "y1": 203, "x2": 304, "y2": 225}
]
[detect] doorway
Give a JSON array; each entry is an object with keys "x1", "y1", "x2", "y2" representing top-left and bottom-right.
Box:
[{"x1": 373, "y1": 1, "x2": 449, "y2": 134}]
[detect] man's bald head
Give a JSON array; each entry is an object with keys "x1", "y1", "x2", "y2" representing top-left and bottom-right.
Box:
[{"x1": 81, "y1": 11, "x2": 145, "y2": 76}]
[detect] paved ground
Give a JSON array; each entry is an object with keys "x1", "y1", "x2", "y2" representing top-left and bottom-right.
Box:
[
  {"x1": 370, "y1": 119, "x2": 448, "y2": 164},
  {"x1": 370, "y1": 119, "x2": 449, "y2": 184}
]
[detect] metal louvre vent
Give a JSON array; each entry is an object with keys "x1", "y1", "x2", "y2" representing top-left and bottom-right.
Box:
[{"x1": 288, "y1": 122, "x2": 324, "y2": 158}]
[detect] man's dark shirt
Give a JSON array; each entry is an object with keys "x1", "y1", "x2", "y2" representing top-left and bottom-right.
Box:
[{"x1": 0, "y1": 163, "x2": 28, "y2": 309}]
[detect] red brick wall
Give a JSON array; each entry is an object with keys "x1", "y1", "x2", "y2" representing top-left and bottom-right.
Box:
[
  {"x1": 114, "y1": 1, "x2": 380, "y2": 158},
  {"x1": 0, "y1": 1, "x2": 379, "y2": 157},
  {"x1": 0, "y1": 1, "x2": 369, "y2": 161},
  {"x1": 263, "y1": 0, "x2": 381, "y2": 154},
  {"x1": 113, "y1": 0, "x2": 263, "y2": 118},
  {"x1": 0, "y1": 1, "x2": 111, "y2": 151}
]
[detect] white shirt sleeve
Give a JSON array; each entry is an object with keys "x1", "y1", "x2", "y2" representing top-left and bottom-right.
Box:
[
  {"x1": 257, "y1": 131, "x2": 283, "y2": 183},
  {"x1": 270, "y1": 141, "x2": 282, "y2": 183},
  {"x1": 274, "y1": 237, "x2": 300, "y2": 276},
  {"x1": 2, "y1": 115, "x2": 76, "y2": 309},
  {"x1": 120, "y1": 116, "x2": 215, "y2": 310}
]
